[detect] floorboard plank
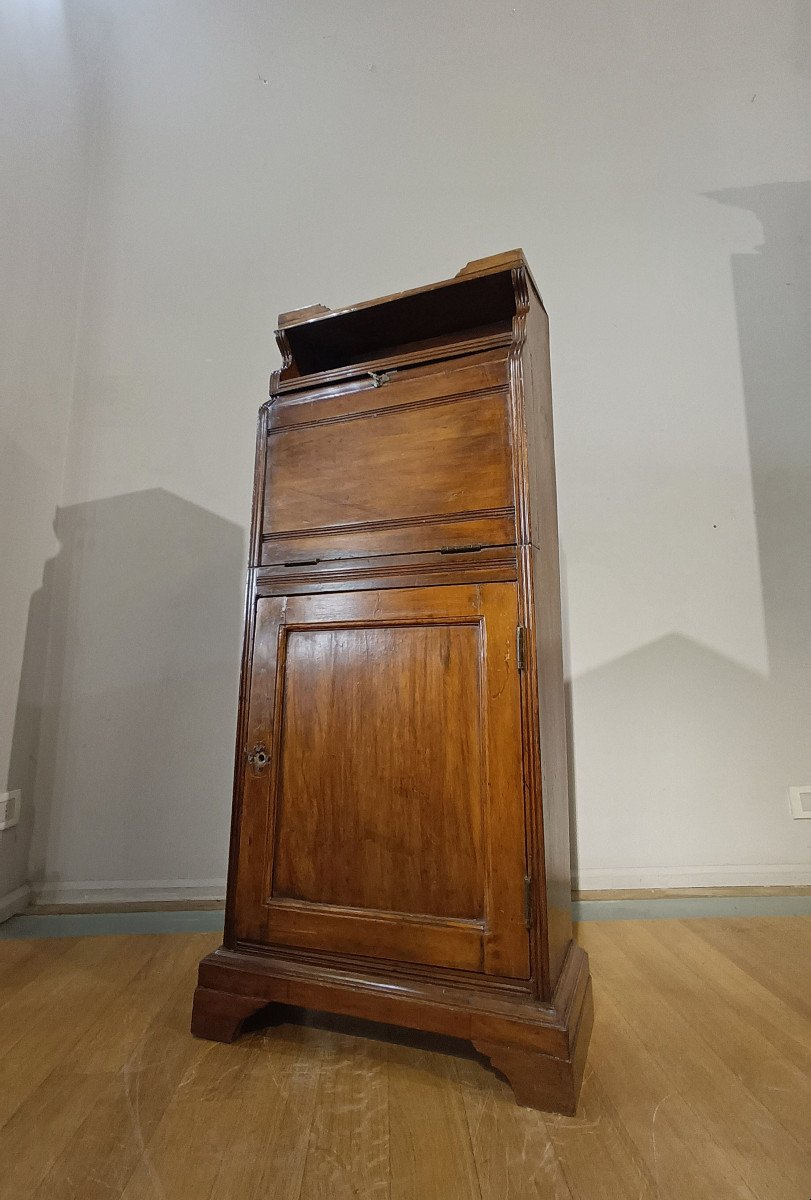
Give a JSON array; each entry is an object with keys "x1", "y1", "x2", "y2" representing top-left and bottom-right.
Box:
[
  {"x1": 120, "y1": 1021, "x2": 324, "y2": 1200},
  {"x1": 596, "y1": 919, "x2": 810, "y2": 1145},
  {"x1": 298, "y1": 1029, "x2": 390, "y2": 1200},
  {"x1": 0, "y1": 1069, "x2": 116, "y2": 1200},
  {"x1": 690, "y1": 918, "x2": 810, "y2": 1017},
  {"x1": 582, "y1": 982, "x2": 759, "y2": 1200},
  {"x1": 29, "y1": 940, "x2": 215, "y2": 1200},
  {"x1": 454, "y1": 1053, "x2": 576, "y2": 1200},
  {"x1": 649, "y1": 920, "x2": 811, "y2": 1065},
  {"x1": 581, "y1": 922, "x2": 810, "y2": 1199},
  {"x1": 387, "y1": 1042, "x2": 482, "y2": 1200},
  {"x1": 0, "y1": 936, "x2": 161, "y2": 1130},
  {"x1": 0, "y1": 918, "x2": 808, "y2": 1200}
]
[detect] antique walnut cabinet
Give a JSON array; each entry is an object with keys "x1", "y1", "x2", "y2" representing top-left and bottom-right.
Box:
[{"x1": 191, "y1": 251, "x2": 593, "y2": 1114}]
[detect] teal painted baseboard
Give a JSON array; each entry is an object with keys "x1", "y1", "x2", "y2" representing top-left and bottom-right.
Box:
[
  {"x1": 0, "y1": 893, "x2": 809, "y2": 939},
  {"x1": 572, "y1": 894, "x2": 811, "y2": 921},
  {"x1": 0, "y1": 909, "x2": 226, "y2": 939}
]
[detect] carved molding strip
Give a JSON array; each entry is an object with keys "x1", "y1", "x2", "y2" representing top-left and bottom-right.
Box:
[
  {"x1": 272, "y1": 329, "x2": 514, "y2": 395},
  {"x1": 231, "y1": 937, "x2": 533, "y2": 995},
  {"x1": 262, "y1": 505, "x2": 515, "y2": 542},
  {"x1": 267, "y1": 383, "x2": 508, "y2": 435},
  {"x1": 255, "y1": 552, "x2": 518, "y2": 591}
]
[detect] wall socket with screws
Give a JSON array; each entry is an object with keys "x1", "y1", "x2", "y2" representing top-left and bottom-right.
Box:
[
  {"x1": 788, "y1": 785, "x2": 811, "y2": 819},
  {"x1": 0, "y1": 790, "x2": 21, "y2": 831}
]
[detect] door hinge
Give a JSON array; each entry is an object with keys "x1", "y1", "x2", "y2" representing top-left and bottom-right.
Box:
[
  {"x1": 516, "y1": 625, "x2": 526, "y2": 671},
  {"x1": 523, "y1": 875, "x2": 533, "y2": 928}
]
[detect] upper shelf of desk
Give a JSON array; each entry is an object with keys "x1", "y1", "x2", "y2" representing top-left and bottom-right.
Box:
[{"x1": 271, "y1": 250, "x2": 544, "y2": 394}]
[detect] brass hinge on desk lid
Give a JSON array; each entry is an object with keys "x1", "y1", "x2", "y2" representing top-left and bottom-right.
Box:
[
  {"x1": 523, "y1": 875, "x2": 533, "y2": 928},
  {"x1": 516, "y1": 626, "x2": 526, "y2": 671}
]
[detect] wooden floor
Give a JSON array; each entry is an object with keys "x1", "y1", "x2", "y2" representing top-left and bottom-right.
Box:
[{"x1": 0, "y1": 918, "x2": 808, "y2": 1200}]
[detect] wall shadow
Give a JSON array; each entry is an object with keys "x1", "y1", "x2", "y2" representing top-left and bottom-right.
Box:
[
  {"x1": 9, "y1": 489, "x2": 245, "y2": 893},
  {"x1": 557, "y1": 548, "x2": 580, "y2": 885},
  {"x1": 569, "y1": 631, "x2": 808, "y2": 880},
  {"x1": 566, "y1": 182, "x2": 811, "y2": 880},
  {"x1": 707, "y1": 182, "x2": 811, "y2": 685}
]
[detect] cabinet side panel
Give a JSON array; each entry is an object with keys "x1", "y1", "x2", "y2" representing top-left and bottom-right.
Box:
[
  {"x1": 522, "y1": 298, "x2": 573, "y2": 989},
  {"x1": 225, "y1": 406, "x2": 270, "y2": 944}
]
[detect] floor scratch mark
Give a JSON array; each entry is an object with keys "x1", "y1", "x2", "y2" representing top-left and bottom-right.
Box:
[{"x1": 650, "y1": 1091, "x2": 674, "y2": 1199}]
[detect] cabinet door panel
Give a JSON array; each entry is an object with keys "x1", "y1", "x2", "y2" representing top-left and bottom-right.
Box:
[
  {"x1": 232, "y1": 582, "x2": 529, "y2": 978},
  {"x1": 273, "y1": 622, "x2": 483, "y2": 917}
]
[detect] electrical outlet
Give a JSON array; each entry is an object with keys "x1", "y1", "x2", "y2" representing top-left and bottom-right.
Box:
[
  {"x1": 788, "y1": 785, "x2": 811, "y2": 819},
  {"x1": 0, "y1": 790, "x2": 21, "y2": 831}
]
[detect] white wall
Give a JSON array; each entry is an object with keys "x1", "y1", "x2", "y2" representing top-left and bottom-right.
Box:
[
  {"x1": 0, "y1": 0, "x2": 90, "y2": 898},
  {"x1": 5, "y1": 0, "x2": 810, "y2": 898}
]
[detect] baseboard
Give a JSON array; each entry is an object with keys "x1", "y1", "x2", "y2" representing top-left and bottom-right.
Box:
[
  {"x1": 21, "y1": 870, "x2": 811, "y2": 918},
  {"x1": 26, "y1": 870, "x2": 811, "y2": 907},
  {"x1": 4, "y1": 878, "x2": 809, "y2": 936},
  {"x1": 0, "y1": 884, "x2": 32, "y2": 924},
  {"x1": 29, "y1": 878, "x2": 227, "y2": 909},
  {"x1": 574, "y1": 884, "x2": 811, "y2": 900},
  {"x1": 573, "y1": 864, "x2": 811, "y2": 890}
]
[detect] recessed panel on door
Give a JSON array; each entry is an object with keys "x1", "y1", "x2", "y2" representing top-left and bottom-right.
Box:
[{"x1": 271, "y1": 622, "x2": 484, "y2": 919}]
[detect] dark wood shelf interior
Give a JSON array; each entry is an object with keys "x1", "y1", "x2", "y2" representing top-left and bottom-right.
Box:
[{"x1": 283, "y1": 271, "x2": 517, "y2": 377}]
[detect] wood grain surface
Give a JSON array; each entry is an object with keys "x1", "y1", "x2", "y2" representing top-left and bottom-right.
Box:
[
  {"x1": 2, "y1": 918, "x2": 808, "y2": 1199},
  {"x1": 272, "y1": 622, "x2": 484, "y2": 917},
  {"x1": 232, "y1": 583, "x2": 529, "y2": 978}
]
